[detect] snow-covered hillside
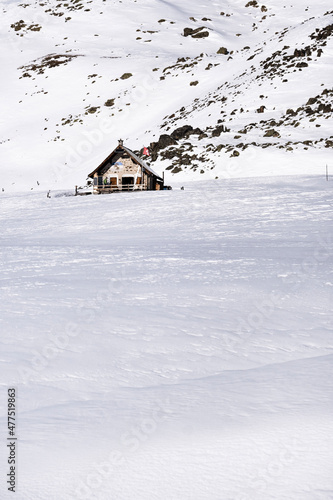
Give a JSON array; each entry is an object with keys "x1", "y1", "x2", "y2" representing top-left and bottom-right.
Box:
[
  {"x1": 0, "y1": 1, "x2": 332, "y2": 498},
  {"x1": 0, "y1": 0, "x2": 332, "y2": 190},
  {"x1": 0, "y1": 176, "x2": 333, "y2": 499}
]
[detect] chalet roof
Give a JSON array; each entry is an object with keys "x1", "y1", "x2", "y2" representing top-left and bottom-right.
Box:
[{"x1": 88, "y1": 143, "x2": 162, "y2": 180}]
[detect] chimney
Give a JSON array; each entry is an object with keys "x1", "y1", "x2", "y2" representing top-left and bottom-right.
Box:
[{"x1": 118, "y1": 139, "x2": 123, "y2": 146}]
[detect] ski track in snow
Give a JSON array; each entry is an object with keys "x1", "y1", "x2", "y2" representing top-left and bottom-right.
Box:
[{"x1": 0, "y1": 175, "x2": 332, "y2": 499}]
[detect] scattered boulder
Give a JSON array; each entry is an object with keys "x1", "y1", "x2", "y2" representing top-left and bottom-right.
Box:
[
  {"x1": 183, "y1": 27, "x2": 209, "y2": 38},
  {"x1": 212, "y1": 124, "x2": 229, "y2": 136},
  {"x1": 264, "y1": 129, "x2": 280, "y2": 138},
  {"x1": 85, "y1": 106, "x2": 99, "y2": 114},
  {"x1": 171, "y1": 166, "x2": 183, "y2": 173},
  {"x1": 104, "y1": 99, "x2": 115, "y2": 107},
  {"x1": 257, "y1": 105, "x2": 266, "y2": 113},
  {"x1": 318, "y1": 103, "x2": 332, "y2": 113},
  {"x1": 294, "y1": 47, "x2": 311, "y2": 58},
  {"x1": 217, "y1": 47, "x2": 229, "y2": 55},
  {"x1": 192, "y1": 30, "x2": 209, "y2": 38},
  {"x1": 192, "y1": 127, "x2": 203, "y2": 135},
  {"x1": 245, "y1": 0, "x2": 259, "y2": 7},
  {"x1": 171, "y1": 125, "x2": 194, "y2": 140}
]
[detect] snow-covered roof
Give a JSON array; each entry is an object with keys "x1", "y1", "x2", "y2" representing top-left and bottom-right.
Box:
[{"x1": 88, "y1": 143, "x2": 163, "y2": 180}]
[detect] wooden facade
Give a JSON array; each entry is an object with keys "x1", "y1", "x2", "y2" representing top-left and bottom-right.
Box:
[{"x1": 88, "y1": 140, "x2": 164, "y2": 194}]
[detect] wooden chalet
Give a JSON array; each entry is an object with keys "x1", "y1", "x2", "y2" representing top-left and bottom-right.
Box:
[{"x1": 88, "y1": 140, "x2": 164, "y2": 194}]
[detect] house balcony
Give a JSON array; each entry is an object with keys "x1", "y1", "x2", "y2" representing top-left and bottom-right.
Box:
[{"x1": 93, "y1": 184, "x2": 148, "y2": 194}]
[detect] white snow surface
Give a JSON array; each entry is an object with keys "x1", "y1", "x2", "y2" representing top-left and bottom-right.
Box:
[
  {"x1": 0, "y1": 175, "x2": 332, "y2": 499},
  {"x1": 0, "y1": 0, "x2": 333, "y2": 498}
]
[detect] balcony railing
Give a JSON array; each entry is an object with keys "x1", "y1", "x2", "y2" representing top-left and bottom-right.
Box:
[{"x1": 93, "y1": 184, "x2": 148, "y2": 193}]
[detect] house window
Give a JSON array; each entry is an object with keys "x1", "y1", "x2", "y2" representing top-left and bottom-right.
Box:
[
  {"x1": 98, "y1": 176, "x2": 103, "y2": 186},
  {"x1": 94, "y1": 177, "x2": 98, "y2": 185},
  {"x1": 122, "y1": 176, "x2": 134, "y2": 185},
  {"x1": 110, "y1": 177, "x2": 118, "y2": 186}
]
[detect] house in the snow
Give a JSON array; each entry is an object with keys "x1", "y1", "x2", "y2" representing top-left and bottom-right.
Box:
[{"x1": 88, "y1": 140, "x2": 164, "y2": 194}]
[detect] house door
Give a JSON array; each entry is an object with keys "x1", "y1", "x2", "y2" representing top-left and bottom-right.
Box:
[
  {"x1": 147, "y1": 176, "x2": 156, "y2": 190},
  {"x1": 122, "y1": 177, "x2": 134, "y2": 190}
]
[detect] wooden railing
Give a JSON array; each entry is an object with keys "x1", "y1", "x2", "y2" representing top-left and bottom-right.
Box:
[{"x1": 93, "y1": 184, "x2": 148, "y2": 193}]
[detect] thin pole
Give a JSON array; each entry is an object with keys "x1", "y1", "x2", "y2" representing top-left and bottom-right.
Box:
[{"x1": 326, "y1": 165, "x2": 328, "y2": 181}]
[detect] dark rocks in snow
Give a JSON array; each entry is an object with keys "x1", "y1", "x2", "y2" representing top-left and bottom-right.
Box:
[
  {"x1": 264, "y1": 129, "x2": 280, "y2": 138},
  {"x1": 309, "y1": 24, "x2": 333, "y2": 42},
  {"x1": 245, "y1": 0, "x2": 259, "y2": 7},
  {"x1": 294, "y1": 47, "x2": 312, "y2": 58},
  {"x1": 149, "y1": 125, "x2": 204, "y2": 161},
  {"x1": 304, "y1": 106, "x2": 315, "y2": 115},
  {"x1": 257, "y1": 105, "x2": 266, "y2": 113},
  {"x1": 18, "y1": 53, "x2": 81, "y2": 77},
  {"x1": 104, "y1": 98, "x2": 115, "y2": 107},
  {"x1": 318, "y1": 103, "x2": 332, "y2": 113},
  {"x1": 170, "y1": 125, "x2": 202, "y2": 141},
  {"x1": 192, "y1": 30, "x2": 210, "y2": 38},
  {"x1": 149, "y1": 134, "x2": 177, "y2": 157},
  {"x1": 160, "y1": 148, "x2": 179, "y2": 160},
  {"x1": 306, "y1": 97, "x2": 317, "y2": 105},
  {"x1": 211, "y1": 124, "x2": 229, "y2": 137},
  {"x1": 171, "y1": 166, "x2": 183, "y2": 173},
  {"x1": 217, "y1": 47, "x2": 229, "y2": 55},
  {"x1": 183, "y1": 27, "x2": 209, "y2": 38}
]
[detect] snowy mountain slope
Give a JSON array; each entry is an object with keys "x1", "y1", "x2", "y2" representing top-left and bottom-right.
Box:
[
  {"x1": 0, "y1": 0, "x2": 332, "y2": 191},
  {"x1": 0, "y1": 175, "x2": 332, "y2": 498}
]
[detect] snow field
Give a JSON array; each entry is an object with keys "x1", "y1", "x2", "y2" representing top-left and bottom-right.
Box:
[{"x1": 0, "y1": 175, "x2": 332, "y2": 498}]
